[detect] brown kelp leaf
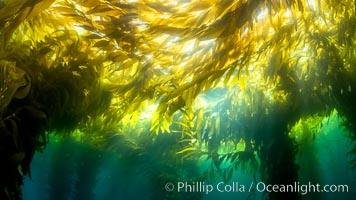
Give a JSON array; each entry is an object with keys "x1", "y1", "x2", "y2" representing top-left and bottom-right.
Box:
[
  {"x1": 83, "y1": 34, "x2": 103, "y2": 39},
  {"x1": 52, "y1": 5, "x2": 78, "y2": 15},
  {"x1": 86, "y1": 4, "x2": 123, "y2": 15},
  {"x1": 87, "y1": 4, "x2": 113, "y2": 14},
  {"x1": 13, "y1": 74, "x2": 31, "y2": 99},
  {"x1": 76, "y1": 25, "x2": 97, "y2": 32},
  {"x1": 93, "y1": 40, "x2": 110, "y2": 48}
]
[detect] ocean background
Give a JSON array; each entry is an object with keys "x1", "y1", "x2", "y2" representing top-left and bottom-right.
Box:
[{"x1": 23, "y1": 107, "x2": 356, "y2": 200}]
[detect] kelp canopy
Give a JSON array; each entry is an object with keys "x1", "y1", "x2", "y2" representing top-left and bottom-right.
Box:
[{"x1": 1, "y1": 0, "x2": 356, "y2": 199}]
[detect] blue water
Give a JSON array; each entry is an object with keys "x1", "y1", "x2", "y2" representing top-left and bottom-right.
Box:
[
  {"x1": 296, "y1": 116, "x2": 356, "y2": 200},
  {"x1": 23, "y1": 139, "x2": 152, "y2": 200},
  {"x1": 23, "y1": 115, "x2": 355, "y2": 200}
]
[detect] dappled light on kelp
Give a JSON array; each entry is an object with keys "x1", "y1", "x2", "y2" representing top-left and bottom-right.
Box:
[{"x1": 1, "y1": 0, "x2": 356, "y2": 199}]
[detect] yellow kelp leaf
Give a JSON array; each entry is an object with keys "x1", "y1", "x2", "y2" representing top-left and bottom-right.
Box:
[
  {"x1": 195, "y1": 108, "x2": 204, "y2": 142},
  {"x1": 239, "y1": 76, "x2": 247, "y2": 92},
  {"x1": 86, "y1": 4, "x2": 123, "y2": 15},
  {"x1": 156, "y1": 84, "x2": 174, "y2": 94},
  {"x1": 118, "y1": 59, "x2": 137, "y2": 71},
  {"x1": 83, "y1": 34, "x2": 103, "y2": 39},
  {"x1": 202, "y1": 77, "x2": 214, "y2": 91},
  {"x1": 161, "y1": 117, "x2": 171, "y2": 133},
  {"x1": 195, "y1": 11, "x2": 211, "y2": 27},
  {"x1": 299, "y1": 61, "x2": 309, "y2": 79},
  {"x1": 150, "y1": 113, "x2": 160, "y2": 134},
  {"x1": 52, "y1": 5, "x2": 78, "y2": 15},
  {"x1": 0, "y1": 0, "x2": 26, "y2": 24},
  {"x1": 76, "y1": 0, "x2": 100, "y2": 7},
  {"x1": 181, "y1": 89, "x2": 192, "y2": 109},
  {"x1": 93, "y1": 40, "x2": 110, "y2": 48},
  {"x1": 174, "y1": 121, "x2": 189, "y2": 129},
  {"x1": 224, "y1": 67, "x2": 235, "y2": 86},
  {"x1": 180, "y1": 107, "x2": 195, "y2": 123},
  {"x1": 171, "y1": 129, "x2": 195, "y2": 138},
  {"x1": 198, "y1": 23, "x2": 227, "y2": 40},
  {"x1": 177, "y1": 147, "x2": 196, "y2": 154},
  {"x1": 186, "y1": 0, "x2": 212, "y2": 12}
]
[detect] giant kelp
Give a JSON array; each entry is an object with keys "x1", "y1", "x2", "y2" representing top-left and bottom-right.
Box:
[{"x1": 1, "y1": 0, "x2": 356, "y2": 199}]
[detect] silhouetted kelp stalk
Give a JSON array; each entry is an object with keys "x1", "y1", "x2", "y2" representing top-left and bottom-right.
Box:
[
  {"x1": 61, "y1": 119, "x2": 206, "y2": 200},
  {"x1": 72, "y1": 144, "x2": 103, "y2": 200},
  {"x1": 0, "y1": 46, "x2": 112, "y2": 199},
  {"x1": 47, "y1": 138, "x2": 77, "y2": 200}
]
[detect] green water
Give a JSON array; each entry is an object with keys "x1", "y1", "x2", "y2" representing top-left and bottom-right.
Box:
[{"x1": 23, "y1": 112, "x2": 356, "y2": 200}]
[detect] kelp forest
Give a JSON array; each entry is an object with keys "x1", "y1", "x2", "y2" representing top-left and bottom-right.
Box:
[{"x1": 0, "y1": 0, "x2": 356, "y2": 199}]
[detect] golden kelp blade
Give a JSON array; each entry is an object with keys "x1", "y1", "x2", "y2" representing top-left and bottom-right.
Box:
[
  {"x1": 0, "y1": 61, "x2": 31, "y2": 112},
  {"x1": 177, "y1": 147, "x2": 196, "y2": 154},
  {"x1": 0, "y1": 0, "x2": 56, "y2": 45},
  {"x1": 1, "y1": 0, "x2": 355, "y2": 147}
]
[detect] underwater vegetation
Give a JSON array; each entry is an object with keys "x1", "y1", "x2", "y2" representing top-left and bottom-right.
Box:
[{"x1": 1, "y1": 0, "x2": 356, "y2": 199}]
